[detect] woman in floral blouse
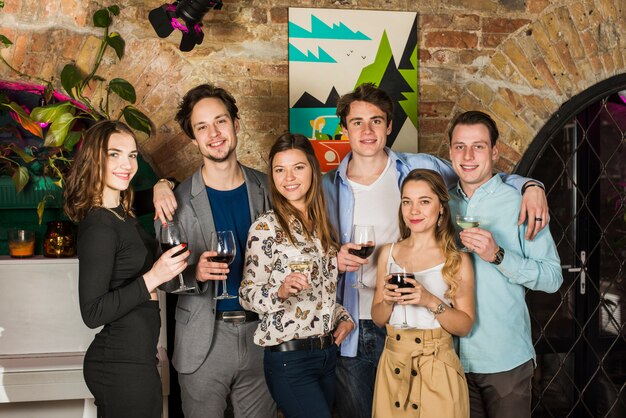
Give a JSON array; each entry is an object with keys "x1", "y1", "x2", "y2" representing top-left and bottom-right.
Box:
[{"x1": 239, "y1": 133, "x2": 354, "y2": 418}]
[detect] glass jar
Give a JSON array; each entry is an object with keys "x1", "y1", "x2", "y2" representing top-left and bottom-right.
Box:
[{"x1": 43, "y1": 221, "x2": 75, "y2": 258}]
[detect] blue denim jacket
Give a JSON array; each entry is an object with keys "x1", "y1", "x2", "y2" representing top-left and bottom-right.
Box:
[{"x1": 322, "y1": 148, "x2": 530, "y2": 357}]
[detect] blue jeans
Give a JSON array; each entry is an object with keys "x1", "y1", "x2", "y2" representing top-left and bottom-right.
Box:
[
  {"x1": 335, "y1": 320, "x2": 387, "y2": 418},
  {"x1": 264, "y1": 344, "x2": 338, "y2": 418}
]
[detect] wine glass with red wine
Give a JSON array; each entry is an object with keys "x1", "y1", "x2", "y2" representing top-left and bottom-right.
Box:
[
  {"x1": 211, "y1": 231, "x2": 237, "y2": 300},
  {"x1": 349, "y1": 225, "x2": 376, "y2": 288},
  {"x1": 159, "y1": 221, "x2": 195, "y2": 293},
  {"x1": 388, "y1": 263, "x2": 415, "y2": 329}
]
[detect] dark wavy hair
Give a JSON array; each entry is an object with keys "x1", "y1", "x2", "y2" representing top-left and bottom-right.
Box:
[
  {"x1": 64, "y1": 120, "x2": 136, "y2": 222},
  {"x1": 398, "y1": 169, "x2": 461, "y2": 298},
  {"x1": 268, "y1": 133, "x2": 337, "y2": 254},
  {"x1": 448, "y1": 110, "x2": 499, "y2": 146},
  {"x1": 336, "y1": 82, "x2": 394, "y2": 129},
  {"x1": 175, "y1": 83, "x2": 239, "y2": 139}
]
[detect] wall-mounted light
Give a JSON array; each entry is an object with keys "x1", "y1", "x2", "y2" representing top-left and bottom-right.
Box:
[{"x1": 149, "y1": 0, "x2": 223, "y2": 52}]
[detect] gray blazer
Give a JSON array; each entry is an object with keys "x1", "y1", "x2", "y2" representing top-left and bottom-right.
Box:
[{"x1": 167, "y1": 164, "x2": 271, "y2": 374}]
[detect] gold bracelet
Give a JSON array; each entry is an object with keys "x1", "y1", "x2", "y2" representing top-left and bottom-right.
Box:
[{"x1": 157, "y1": 178, "x2": 174, "y2": 190}]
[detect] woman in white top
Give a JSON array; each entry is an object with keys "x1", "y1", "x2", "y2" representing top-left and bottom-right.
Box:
[
  {"x1": 239, "y1": 133, "x2": 354, "y2": 418},
  {"x1": 371, "y1": 169, "x2": 475, "y2": 418}
]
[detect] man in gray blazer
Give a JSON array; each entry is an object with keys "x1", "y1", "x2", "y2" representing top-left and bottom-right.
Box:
[{"x1": 154, "y1": 84, "x2": 275, "y2": 418}]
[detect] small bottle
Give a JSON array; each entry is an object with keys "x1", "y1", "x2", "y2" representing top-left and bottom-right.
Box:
[{"x1": 43, "y1": 221, "x2": 76, "y2": 257}]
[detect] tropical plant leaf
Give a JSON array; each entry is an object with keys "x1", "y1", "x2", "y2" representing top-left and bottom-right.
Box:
[
  {"x1": 107, "y1": 5, "x2": 120, "y2": 15},
  {"x1": 109, "y1": 78, "x2": 136, "y2": 103},
  {"x1": 0, "y1": 34, "x2": 12, "y2": 47},
  {"x1": 12, "y1": 166, "x2": 29, "y2": 193},
  {"x1": 31, "y1": 101, "x2": 73, "y2": 123},
  {"x1": 63, "y1": 131, "x2": 83, "y2": 152},
  {"x1": 93, "y1": 8, "x2": 111, "y2": 28},
  {"x1": 44, "y1": 113, "x2": 77, "y2": 147},
  {"x1": 61, "y1": 64, "x2": 83, "y2": 98},
  {"x1": 8, "y1": 143, "x2": 35, "y2": 163},
  {"x1": 37, "y1": 197, "x2": 46, "y2": 224},
  {"x1": 123, "y1": 106, "x2": 152, "y2": 136},
  {"x1": 106, "y1": 32, "x2": 125, "y2": 60},
  {"x1": 1, "y1": 101, "x2": 44, "y2": 138}
]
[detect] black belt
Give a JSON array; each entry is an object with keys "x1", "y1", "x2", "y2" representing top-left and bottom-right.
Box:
[
  {"x1": 216, "y1": 310, "x2": 259, "y2": 323},
  {"x1": 269, "y1": 334, "x2": 334, "y2": 352}
]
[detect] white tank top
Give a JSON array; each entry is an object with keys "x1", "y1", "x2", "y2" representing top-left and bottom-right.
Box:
[{"x1": 387, "y1": 244, "x2": 451, "y2": 329}]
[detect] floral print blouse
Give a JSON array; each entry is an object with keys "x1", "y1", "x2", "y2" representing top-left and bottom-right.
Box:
[{"x1": 239, "y1": 210, "x2": 352, "y2": 347}]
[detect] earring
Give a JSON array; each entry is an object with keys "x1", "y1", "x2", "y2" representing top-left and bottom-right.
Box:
[{"x1": 437, "y1": 217, "x2": 442, "y2": 227}]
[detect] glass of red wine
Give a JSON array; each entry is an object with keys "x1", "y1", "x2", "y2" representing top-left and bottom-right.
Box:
[
  {"x1": 388, "y1": 264, "x2": 415, "y2": 329},
  {"x1": 159, "y1": 221, "x2": 195, "y2": 294},
  {"x1": 349, "y1": 225, "x2": 376, "y2": 289},
  {"x1": 211, "y1": 230, "x2": 237, "y2": 300}
]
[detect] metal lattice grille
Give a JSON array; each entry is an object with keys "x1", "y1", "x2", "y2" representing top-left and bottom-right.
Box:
[{"x1": 524, "y1": 95, "x2": 626, "y2": 418}]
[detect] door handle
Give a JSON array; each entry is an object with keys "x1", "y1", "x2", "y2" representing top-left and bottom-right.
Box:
[{"x1": 562, "y1": 251, "x2": 586, "y2": 295}]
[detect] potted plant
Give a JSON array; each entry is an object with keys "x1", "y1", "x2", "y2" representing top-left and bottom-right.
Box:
[
  {"x1": 0, "y1": 4, "x2": 152, "y2": 216},
  {"x1": 0, "y1": 4, "x2": 153, "y2": 253}
]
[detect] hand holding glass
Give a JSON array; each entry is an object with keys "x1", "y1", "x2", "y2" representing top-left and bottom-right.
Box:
[
  {"x1": 455, "y1": 215, "x2": 481, "y2": 252},
  {"x1": 211, "y1": 231, "x2": 237, "y2": 300},
  {"x1": 350, "y1": 225, "x2": 376, "y2": 288},
  {"x1": 287, "y1": 254, "x2": 313, "y2": 290},
  {"x1": 159, "y1": 221, "x2": 195, "y2": 293},
  {"x1": 388, "y1": 264, "x2": 415, "y2": 329}
]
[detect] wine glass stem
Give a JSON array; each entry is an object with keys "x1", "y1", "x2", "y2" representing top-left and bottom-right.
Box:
[
  {"x1": 178, "y1": 273, "x2": 185, "y2": 288},
  {"x1": 222, "y1": 279, "x2": 229, "y2": 296},
  {"x1": 359, "y1": 265, "x2": 364, "y2": 286},
  {"x1": 403, "y1": 305, "x2": 408, "y2": 326}
]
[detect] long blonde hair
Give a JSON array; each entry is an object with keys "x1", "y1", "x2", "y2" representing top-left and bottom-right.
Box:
[
  {"x1": 268, "y1": 133, "x2": 337, "y2": 254},
  {"x1": 398, "y1": 169, "x2": 461, "y2": 298}
]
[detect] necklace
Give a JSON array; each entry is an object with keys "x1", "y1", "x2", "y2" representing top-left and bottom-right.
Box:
[{"x1": 100, "y1": 206, "x2": 127, "y2": 221}]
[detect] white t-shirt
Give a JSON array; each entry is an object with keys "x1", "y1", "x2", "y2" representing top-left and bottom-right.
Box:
[{"x1": 348, "y1": 157, "x2": 401, "y2": 320}]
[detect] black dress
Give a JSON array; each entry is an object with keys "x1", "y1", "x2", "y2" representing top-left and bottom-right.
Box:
[{"x1": 77, "y1": 206, "x2": 161, "y2": 418}]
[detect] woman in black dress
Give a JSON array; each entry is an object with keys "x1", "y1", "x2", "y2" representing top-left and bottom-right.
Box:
[{"x1": 64, "y1": 120, "x2": 189, "y2": 418}]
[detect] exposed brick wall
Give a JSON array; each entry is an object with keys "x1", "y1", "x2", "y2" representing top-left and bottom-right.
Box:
[{"x1": 1, "y1": 0, "x2": 624, "y2": 178}]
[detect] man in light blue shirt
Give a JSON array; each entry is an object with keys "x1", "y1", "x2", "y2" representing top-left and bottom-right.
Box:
[
  {"x1": 322, "y1": 84, "x2": 550, "y2": 418},
  {"x1": 447, "y1": 110, "x2": 563, "y2": 418}
]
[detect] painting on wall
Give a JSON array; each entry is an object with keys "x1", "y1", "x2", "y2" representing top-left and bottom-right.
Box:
[{"x1": 288, "y1": 8, "x2": 418, "y2": 171}]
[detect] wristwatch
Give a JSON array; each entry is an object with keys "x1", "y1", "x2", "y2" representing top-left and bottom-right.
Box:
[
  {"x1": 429, "y1": 303, "x2": 447, "y2": 316},
  {"x1": 491, "y1": 247, "x2": 505, "y2": 265}
]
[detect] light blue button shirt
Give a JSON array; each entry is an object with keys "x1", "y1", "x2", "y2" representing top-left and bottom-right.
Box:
[
  {"x1": 322, "y1": 148, "x2": 530, "y2": 357},
  {"x1": 449, "y1": 175, "x2": 563, "y2": 373}
]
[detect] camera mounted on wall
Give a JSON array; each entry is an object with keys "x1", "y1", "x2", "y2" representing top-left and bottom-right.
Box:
[{"x1": 149, "y1": 0, "x2": 223, "y2": 52}]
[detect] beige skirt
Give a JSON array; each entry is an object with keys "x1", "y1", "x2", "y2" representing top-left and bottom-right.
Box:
[{"x1": 372, "y1": 325, "x2": 469, "y2": 418}]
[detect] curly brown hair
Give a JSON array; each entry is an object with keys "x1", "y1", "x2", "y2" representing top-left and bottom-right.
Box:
[{"x1": 64, "y1": 120, "x2": 136, "y2": 222}]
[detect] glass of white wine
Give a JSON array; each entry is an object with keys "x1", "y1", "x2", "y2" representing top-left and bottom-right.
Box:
[
  {"x1": 455, "y1": 215, "x2": 481, "y2": 252},
  {"x1": 288, "y1": 254, "x2": 313, "y2": 288}
]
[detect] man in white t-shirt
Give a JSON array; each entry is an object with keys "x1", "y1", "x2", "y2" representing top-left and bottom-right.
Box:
[{"x1": 322, "y1": 83, "x2": 549, "y2": 418}]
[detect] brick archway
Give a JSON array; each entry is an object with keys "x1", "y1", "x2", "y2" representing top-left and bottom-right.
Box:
[{"x1": 442, "y1": 0, "x2": 625, "y2": 173}]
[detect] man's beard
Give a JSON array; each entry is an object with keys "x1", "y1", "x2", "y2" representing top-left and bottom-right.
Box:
[{"x1": 203, "y1": 146, "x2": 234, "y2": 163}]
